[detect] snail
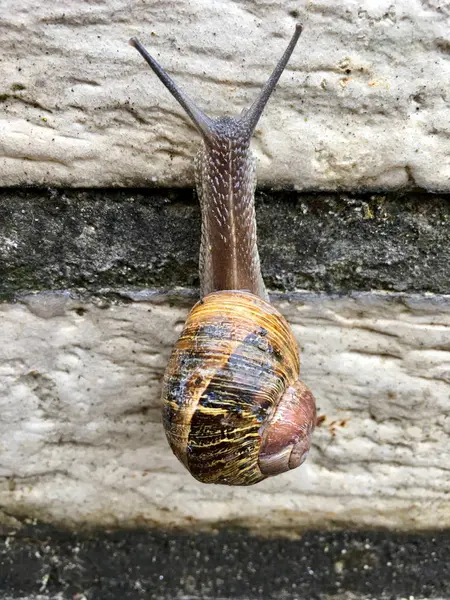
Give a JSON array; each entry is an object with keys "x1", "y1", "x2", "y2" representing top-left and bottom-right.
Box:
[{"x1": 130, "y1": 24, "x2": 316, "y2": 485}]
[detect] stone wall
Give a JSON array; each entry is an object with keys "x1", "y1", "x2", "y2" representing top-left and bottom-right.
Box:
[{"x1": 0, "y1": 0, "x2": 449, "y2": 536}]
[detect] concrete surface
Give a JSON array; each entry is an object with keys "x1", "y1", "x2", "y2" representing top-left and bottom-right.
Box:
[
  {"x1": 1, "y1": 289, "x2": 449, "y2": 532},
  {"x1": 1, "y1": 1, "x2": 450, "y2": 190},
  {"x1": 1, "y1": 188, "x2": 450, "y2": 301},
  {"x1": 0, "y1": 523, "x2": 449, "y2": 599}
]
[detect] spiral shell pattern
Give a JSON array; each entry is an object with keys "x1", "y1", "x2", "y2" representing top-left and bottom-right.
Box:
[{"x1": 162, "y1": 290, "x2": 304, "y2": 485}]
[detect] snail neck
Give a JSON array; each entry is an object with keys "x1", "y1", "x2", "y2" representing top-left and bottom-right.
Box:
[{"x1": 196, "y1": 117, "x2": 267, "y2": 300}]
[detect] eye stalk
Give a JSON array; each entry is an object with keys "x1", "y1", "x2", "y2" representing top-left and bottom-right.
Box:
[
  {"x1": 129, "y1": 37, "x2": 215, "y2": 141},
  {"x1": 129, "y1": 24, "x2": 303, "y2": 142}
]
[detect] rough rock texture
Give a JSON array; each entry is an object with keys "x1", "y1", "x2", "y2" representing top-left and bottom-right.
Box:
[
  {"x1": 1, "y1": 524, "x2": 449, "y2": 600},
  {"x1": 1, "y1": 1, "x2": 450, "y2": 190},
  {"x1": 0, "y1": 291, "x2": 449, "y2": 532},
  {"x1": 1, "y1": 188, "x2": 449, "y2": 301}
]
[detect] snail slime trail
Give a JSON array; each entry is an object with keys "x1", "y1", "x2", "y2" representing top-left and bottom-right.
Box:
[{"x1": 130, "y1": 25, "x2": 316, "y2": 485}]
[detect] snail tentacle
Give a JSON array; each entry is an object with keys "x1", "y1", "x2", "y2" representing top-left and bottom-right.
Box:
[{"x1": 129, "y1": 37, "x2": 215, "y2": 141}]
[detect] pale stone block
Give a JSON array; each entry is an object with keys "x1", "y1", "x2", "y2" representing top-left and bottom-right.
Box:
[
  {"x1": 0, "y1": 291, "x2": 449, "y2": 531},
  {"x1": 0, "y1": 1, "x2": 449, "y2": 189}
]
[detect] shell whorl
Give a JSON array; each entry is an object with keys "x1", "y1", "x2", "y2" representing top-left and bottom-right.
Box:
[{"x1": 162, "y1": 291, "x2": 316, "y2": 485}]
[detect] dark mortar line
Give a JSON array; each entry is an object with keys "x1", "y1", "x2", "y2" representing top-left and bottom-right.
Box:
[
  {"x1": 0, "y1": 521, "x2": 449, "y2": 599},
  {"x1": 1, "y1": 187, "x2": 449, "y2": 302}
]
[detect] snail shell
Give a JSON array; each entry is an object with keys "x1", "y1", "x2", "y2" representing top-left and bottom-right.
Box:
[
  {"x1": 130, "y1": 25, "x2": 317, "y2": 485},
  {"x1": 162, "y1": 291, "x2": 316, "y2": 485}
]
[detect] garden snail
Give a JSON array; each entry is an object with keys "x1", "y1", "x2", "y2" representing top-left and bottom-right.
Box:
[{"x1": 130, "y1": 25, "x2": 316, "y2": 485}]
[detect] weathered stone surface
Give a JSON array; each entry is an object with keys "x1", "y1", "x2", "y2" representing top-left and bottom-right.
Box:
[
  {"x1": 1, "y1": 1, "x2": 450, "y2": 189},
  {"x1": 0, "y1": 291, "x2": 449, "y2": 532},
  {"x1": 1, "y1": 188, "x2": 449, "y2": 301}
]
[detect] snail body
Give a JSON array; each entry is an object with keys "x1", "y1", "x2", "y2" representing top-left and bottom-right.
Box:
[{"x1": 130, "y1": 25, "x2": 316, "y2": 485}]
